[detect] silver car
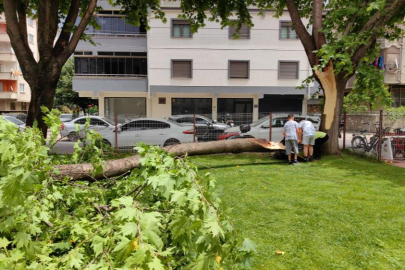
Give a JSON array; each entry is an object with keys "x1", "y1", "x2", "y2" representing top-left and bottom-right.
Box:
[
  {"x1": 2, "y1": 116, "x2": 26, "y2": 131},
  {"x1": 61, "y1": 116, "x2": 117, "y2": 141},
  {"x1": 223, "y1": 114, "x2": 320, "y2": 142}
]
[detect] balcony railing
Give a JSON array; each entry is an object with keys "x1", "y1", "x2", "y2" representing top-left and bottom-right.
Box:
[
  {"x1": 84, "y1": 30, "x2": 146, "y2": 38},
  {"x1": 74, "y1": 74, "x2": 147, "y2": 78}
]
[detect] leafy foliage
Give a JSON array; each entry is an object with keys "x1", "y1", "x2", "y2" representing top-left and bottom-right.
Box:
[
  {"x1": 0, "y1": 110, "x2": 253, "y2": 269},
  {"x1": 343, "y1": 65, "x2": 392, "y2": 113},
  {"x1": 54, "y1": 59, "x2": 98, "y2": 115}
]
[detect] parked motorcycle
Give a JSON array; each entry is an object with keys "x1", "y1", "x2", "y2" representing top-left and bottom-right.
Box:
[
  {"x1": 217, "y1": 124, "x2": 252, "y2": 140},
  {"x1": 219, "y1": 114, "x2": 235, "y2": 127}
]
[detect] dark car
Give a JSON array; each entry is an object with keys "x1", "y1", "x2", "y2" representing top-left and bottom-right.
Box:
[
  {"x1": 168, "y1": 114, "x2": 230, "y2": 141},
  {"x1": 3, "y1": 113, "x2": 27, "y2": 123}
]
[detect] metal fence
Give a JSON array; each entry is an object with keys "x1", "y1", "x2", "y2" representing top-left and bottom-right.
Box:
[{"x1": 341, "y1": 111, "x2": 405, "y2": 161}]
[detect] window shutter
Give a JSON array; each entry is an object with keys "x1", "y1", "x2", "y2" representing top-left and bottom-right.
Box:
[
  {"x1": 279, "y1": 62, "x2": 298, "y2": 79},
  {"x1": 230, "y1": 61, "x2": 249, "y2": 78},
  {"x1": 172, "y1": 61, "x2": 192, "y2": 78},
  {"x1": 229, "y1": 23, "x2": 250, "y2": 39}
]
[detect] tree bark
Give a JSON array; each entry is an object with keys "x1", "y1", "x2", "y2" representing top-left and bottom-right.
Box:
[{"x1": 54, "y1": 139, "x2": 284, "y2": 181}]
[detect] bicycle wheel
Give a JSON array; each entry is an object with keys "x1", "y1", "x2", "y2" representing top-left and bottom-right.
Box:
[{"x1": 351, "y1": 136, "x2": 366, "y2": 154}]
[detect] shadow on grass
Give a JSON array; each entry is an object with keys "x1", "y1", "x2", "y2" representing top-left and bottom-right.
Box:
[{"x1": 196, "y1": 161, "x2": 286, "y2": 170}]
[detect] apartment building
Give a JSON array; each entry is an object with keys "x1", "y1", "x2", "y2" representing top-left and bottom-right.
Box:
[
  {"x1": 0, "y1": 16, "x2": 37, "y2": 113},
  {"x1": 73, "y1": 0, "x2": 316, "y2": 121}
]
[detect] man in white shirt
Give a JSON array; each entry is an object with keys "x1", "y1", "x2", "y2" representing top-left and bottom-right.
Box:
[{"x1": 299, "y1": 119, "x2": 316, "y2": 162}]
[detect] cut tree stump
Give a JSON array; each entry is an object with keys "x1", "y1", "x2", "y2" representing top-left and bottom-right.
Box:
[{"x1": 54, "y1": 138, "x2": 284, "y2": 181}]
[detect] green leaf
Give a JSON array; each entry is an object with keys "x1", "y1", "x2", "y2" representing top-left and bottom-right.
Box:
[
  {"x1": 91, "y1": 236, "x2": 105, "y2": 256},
  {"x1": 241, "y1": 238, "x2": 257, "y2": 253},
  {"x1": 204, "y1": 215, "x2": 224, "y2": 238},
  {"x1": 0, "y1": 237, "x2": 10, "y2": 248},
  {"x1": 112, "y1": 236, "x2": 130, "y2": 253},
  {"x1": 68, "y1": 250, "x2": 84, "y2": 269},
  {"x1": 120, "y1": 222, "x2": 137, "y2": 237},
  {"x1": 13, "y1": 232, "x2": 31, "y2": 248},
  {"x1": 148, "y1": 257, "x2": 165, "y2": 270}
]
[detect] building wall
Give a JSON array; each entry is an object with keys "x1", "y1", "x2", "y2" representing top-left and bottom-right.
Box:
[
  {"x1": 148, "y1": 11, "x2": 313, "y2": 89},
  {"x1": 0, "y1": 15, "x2": 38, "y2": 112}
]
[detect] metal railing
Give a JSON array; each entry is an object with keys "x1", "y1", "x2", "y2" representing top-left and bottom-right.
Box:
[{"x1": 73, "y1": 74, "x2": 147, "y2": 78}]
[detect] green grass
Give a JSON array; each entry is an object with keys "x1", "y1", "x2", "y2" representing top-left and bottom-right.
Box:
[{"x1": 190, "y1": 152, "x2": 405, "y2": 270}]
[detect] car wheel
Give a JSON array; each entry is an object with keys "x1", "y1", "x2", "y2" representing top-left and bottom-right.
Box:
[
  {"x1": 103, "y1": 139, "x2": 112, "y2": 146},
  {"x1": 164, "y1": 138, "x2": 180, "y2": 147},
  {"x1": 68, "y1": 132, "x2": 80, "y2": 142}
]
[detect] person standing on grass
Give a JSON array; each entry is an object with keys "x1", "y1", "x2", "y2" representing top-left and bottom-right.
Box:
[
  {"x1": 282, "y1": 114, "x2": 301, "y2": 165},
  {"x1": 299, "y1": 118, "x2": 316, "y2": 162},
  {"x1": 314, "y1": 131, "x2": 329, "y2": 160}
]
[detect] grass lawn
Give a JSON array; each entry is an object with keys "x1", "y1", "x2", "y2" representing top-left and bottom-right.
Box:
[{"x1": 190, "y1": 152, "x2": 405, "y2": 270}]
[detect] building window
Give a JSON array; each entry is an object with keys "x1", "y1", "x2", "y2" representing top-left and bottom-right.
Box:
[
  {"x1": 0, "y1": 82, "x2": 2, "y2": 91},
  {"x1": 28, "y1": 17, "x2": 34, "y2": 26},
  {"x1": 10, "y1": 103, "x2": 16, "y2": 110},
  {"x1": 83, "y1": 15, "x2": 146, "y2": 36},
  {"x1": 279, "y1": 21, "x2": 298, "y2": 39},
  {"x1": 28, "y1": 34, "x2": 34, "y2": 43},
  {"x1": 229, "y1": 60, "x2": 249, "y2": 79},
  {"x1": 19, "y1": 83, "x2": 25, "y2": 93},
  {"x1": 229, "y1": 23, "x2": 250, "y2": 39},
  {"x1": 0, "y1": 64, "x2": 2, "y2": 73},
  {"x1": 172, "y1": 98, "x2": 212, "y2": 115},
  {"x1": 171, "y1": 20, "x2": 192, "y2": 38},
  {"x1": 21, "y1": 102, "x2": 27, "y2": 110},
  {"x1": 171, "y1": 60, "x2": 192, "y2": 78},
  {"x1": 74, "y1": 56, "x2": 147, "y2": 76},
  {"x1": 279, "y1": 61, "x2": 299, "y2": 79},
  {"x1": 104, "y1": 97, "x2": 146, "y2": 121},
  {"x1": 391, "y1": 86, "x2": 405, "y2": 107},
  {"x1": 218, "y1": 98, "x2": 253, "y2": 113}
]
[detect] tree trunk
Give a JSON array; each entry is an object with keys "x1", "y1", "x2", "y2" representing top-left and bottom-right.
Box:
[
  {"x1": 25, "y1": 64, "x2": 61, "y2": 138},
  {"x1": 316, "y1": 65, "x2": 347, "y2": 154},
  {"x1": 54, "y1": 139, "x2": 284, "y2": 181}
]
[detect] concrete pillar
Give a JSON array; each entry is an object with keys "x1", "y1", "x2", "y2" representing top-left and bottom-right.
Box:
[
  {"x1": 253, "y1": 95, "x2": 259, "y2": 121},
  {"x1": 147, "y1": 96, "x2": 153, "y2": 118},
  {"x1": 302, "y1": 98, "x2": 307, "y2": 115},
  {"x1": 98, "y1": 96, "x2": 105, "y2": 116},
  {"x1": 212, "y1": 95, "x2": 217, "y2": 120}
]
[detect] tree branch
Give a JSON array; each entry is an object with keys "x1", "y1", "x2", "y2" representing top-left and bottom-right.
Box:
[
  {"x1": 53, "y1": 0, "x2": 80, "y2": 57},
  {"x1": 2, "y1": 0, "x2": 38, "y2": 81},
  {"x1": 48, "y1": 0, "x2": 60, "y2": 48},
  {"x1": 37, "y1": 0, "x2": 52, "y2": 60},
  {"x1": 285, "y1": 0, "x2": 317, "y2": 66},
  {"x1": 57, "y1": 0, "x2": 98, "y2": 64},
  {"x1": 312, "y1": 0, "x2": 326, "y2": 49},
  {"x1": 16, "y1": 0, "x2": 28, "y2": 45}
]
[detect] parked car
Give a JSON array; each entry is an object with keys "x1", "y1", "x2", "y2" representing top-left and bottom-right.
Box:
[
  {"x1": 99, "y1": 118, "x2": 194, "y2": 150},
  {"x1": 219, "y1": 114, "x2": 321, "y2": 142},
  {"x1": 61, "y1": 116, "x2": 116, "y2": 141},
  {"x1": 168, "y1": 114, "x2": 230, "y2": 141},
  {"x1": 3, "y1": 113, "x2": 27, "y2": 123},
  {"x1": 60, "y1": 114, "x2": 73, "y2": 123},
  {"x1": 2, "y1": 116, "x2": 26, "y2": 131}
]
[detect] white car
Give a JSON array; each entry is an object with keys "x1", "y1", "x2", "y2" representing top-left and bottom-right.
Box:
[
  {"x1": 2, "y1": 116, "x2": 26, "y2": 131},
  {"x1": 99, "y1": 118, "x2": 194, "y2": 149},
  {"x1": 222, "y1": 114, "x2": 320, "y2": 142},
  {"x1": 61, "y1": 116, "x2": 117, "y2": 141}
]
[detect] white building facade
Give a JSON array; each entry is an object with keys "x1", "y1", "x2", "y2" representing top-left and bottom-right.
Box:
[
  {"x1": 0, "y1": 15, "x2": 37, "y2": 113},
  {"x1": 73, "y1": 0, "x2": 316, "y2": 121}
]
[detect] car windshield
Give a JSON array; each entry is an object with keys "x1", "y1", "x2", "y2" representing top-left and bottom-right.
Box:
[
  {"x1": 4, "y1": 116, "x2": 24, "y2": 125},
  {"x1": 99, "y1": 117, "x2": 114, "y2": 125},
  {"x1": 250, "y1": 117, "x2": 269, "y2": 127}
]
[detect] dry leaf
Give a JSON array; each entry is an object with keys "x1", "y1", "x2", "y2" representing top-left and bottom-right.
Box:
[{"x1": 275, "y1": 250, "x2": 286, "y2": 255}]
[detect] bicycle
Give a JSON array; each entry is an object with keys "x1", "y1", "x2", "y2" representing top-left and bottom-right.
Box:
[{"x1": 351, "y1": 123, "x2": 390, "y2": 156}]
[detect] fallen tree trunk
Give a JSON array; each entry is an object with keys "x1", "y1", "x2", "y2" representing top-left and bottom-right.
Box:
[{"x1": 55, "y1": 139, "x2": 284, "y2": 181}]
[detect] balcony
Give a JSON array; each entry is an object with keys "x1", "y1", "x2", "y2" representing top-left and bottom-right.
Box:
[
  {"x1": 0, "y1": 72, "x2": 17, "y2": 80},
  {"x1": 0, "y1": 91, "x2": 17, "y2": 99},
  {"x1": 0, "y1": 51, "x2": 17, "y2": 62},
  {"x1": 378, "y1": 38, "x2": 401, "y2": 49},
  {"x1": 73, "y1": 75, "x2": 148, "y2": 93}
]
